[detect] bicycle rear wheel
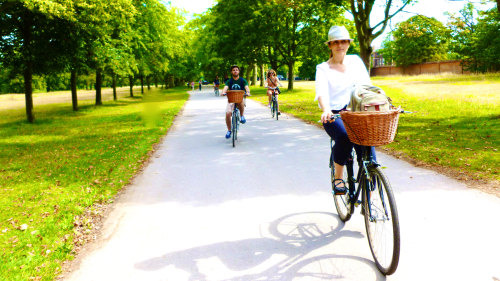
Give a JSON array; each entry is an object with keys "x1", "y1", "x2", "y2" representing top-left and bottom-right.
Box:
[{"x1": 362, "y1": 166, "x2": 400, "y2": 275}]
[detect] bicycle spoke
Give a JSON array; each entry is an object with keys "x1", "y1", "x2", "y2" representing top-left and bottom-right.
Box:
[{"x1": 363, "y1": 167, "x2": 400, "y2": 275}]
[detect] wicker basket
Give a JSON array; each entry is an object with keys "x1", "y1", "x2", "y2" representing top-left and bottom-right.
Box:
[
  {"x1": 340, "y1": 109, "x2": 400, "y2": 146},
  {"x1": 226, "y1": 90, "x2": 245, "y2": 103}
]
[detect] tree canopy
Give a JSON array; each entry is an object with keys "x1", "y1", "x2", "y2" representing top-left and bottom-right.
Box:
[
  {"x1": 390, "y1": 15, "x2": 450, "y2": 67},
  {"x1": 1, "y1": 0, "x2": 498, "y2": 123},
  {"x1": 0, "y1": 0, "x2": 192, "y2": 122}
]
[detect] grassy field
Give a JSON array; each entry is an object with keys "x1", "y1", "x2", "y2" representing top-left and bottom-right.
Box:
[
  {"x1": 0, "y1": 74, "x2": 498, "y2": 280},
  {"x1": 249, "y1": 74, "x2": 500, "y2": 184},
  {"x1": 0, "y1": 87, "x2": 188, "y2": 280}
]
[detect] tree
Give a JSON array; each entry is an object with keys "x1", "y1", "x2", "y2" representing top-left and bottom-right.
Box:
[
  {"x1": 207, "y1": 0, "x2": 344, "y2": 90},
  {"x1": 262, "y1": 0, "x2": 345, "y2": 89},
  {"x1": 345, "y1": 0, "x2": 413, "y2": 70},
  {"x1": 390, "y1": 15, "x2": 450, "y2": 67},
  {"x1": 0, "y1": 0, "x2": 75, "y2": 122},
  {"x1": 472, "y1": 8, "x2": 500, "y2": 72},
  {"x1": 446, "y1": 3, "x2": 476, "y2": 61}
]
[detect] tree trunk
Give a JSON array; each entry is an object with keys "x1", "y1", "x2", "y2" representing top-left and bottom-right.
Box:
[
  {"x1": 259, "y1": 64, "x2": 264, "y2": 87},
  {"x1": 359, "y1": 40, "x2": 373, "y2": 74},
  {"x1": 140, "y1": 75, "x2": 144, "y2": 94},
  {"x1": 129, "y1": 75, "x2": 134, "y2": 97},
  {"x1": 112, "y1": 74, "x2": 117, "y2": 101},
  {"x1": 95, "y1": 70, "x2": 102, "y2": 105},
  {"x1": 287, "y1": 61, "x2": 294, "y2": 90},
  {"x1": 24, "y1": 63, "x2": 34, "y2": 123},
  {"x1": 71, "y1": 70, "x2": 78, "y2": 111},
  {"x1": 169, "y1": 76, "x2": 175, "y2": 88},
  {"x1": 22, "y1": 11, "x2": 34, "y2": 123},
  {"x1": 246, "y1": 65, "x2": 251, "y2": 82},
  {"x1": 146, "y1": 76, "x2": 150, "y2": 90},
  {"x1": 252, "y1": 64, "x2": 257, "y2": 86}
]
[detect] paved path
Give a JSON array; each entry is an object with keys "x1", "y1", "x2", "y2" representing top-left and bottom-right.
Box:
[{"x1": 64, "y1": 89, "x2": 500, "y2": 281}]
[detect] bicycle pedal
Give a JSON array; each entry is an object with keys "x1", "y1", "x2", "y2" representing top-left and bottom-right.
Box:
[{"x1": 354, "y1": 200, "x2": 362, "y2": 207}]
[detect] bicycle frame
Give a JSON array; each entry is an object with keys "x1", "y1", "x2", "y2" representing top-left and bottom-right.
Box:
[
  {"x1": 231, "y1": 105, "x2": 240, "y2": 147},
  {"x1": 269, "y1": 88, "x2": 279, "y2": 119},
  {"x1": 330, "y1": 141, "x2": 382, "y2": 217},
  {"x1": 271, "y1": 91, "x2": 278, "y2": 104}
]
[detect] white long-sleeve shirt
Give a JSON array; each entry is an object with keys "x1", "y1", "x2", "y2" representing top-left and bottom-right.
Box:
[{"x1": 314, "y1": 55, "x2": 371, "y2": 111}]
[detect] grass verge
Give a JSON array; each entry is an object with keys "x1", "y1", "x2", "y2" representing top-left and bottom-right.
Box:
[
  {"x1": 249, "y1": 74, "x2": 499, "y2": 187},
  {"x1": 0, "y1": 87, "x2": 188, "y2": 280}
]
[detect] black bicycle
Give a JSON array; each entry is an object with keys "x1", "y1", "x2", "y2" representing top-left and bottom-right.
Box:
[
  {"x1": 269, "y1": 87, "x2": 280, "y2": 120},
  {"x1": 230, "y1": 103, "x2": 240, "y2": 147},
  {"x1": 226, "y1": 90, "x2": 245, "y2": 147},
  {"x1": 329, "y1": 115, "x2": 400, "y2": 275}
]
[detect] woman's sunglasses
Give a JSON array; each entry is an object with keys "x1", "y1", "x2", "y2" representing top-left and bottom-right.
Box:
[{"x1": 331, "y1": 40, "x2": 351, "y2": 45}]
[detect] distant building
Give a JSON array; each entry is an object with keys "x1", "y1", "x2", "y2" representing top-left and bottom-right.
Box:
[{"x1": 371, "y1": 50, "x2": 386, "y2": 67}]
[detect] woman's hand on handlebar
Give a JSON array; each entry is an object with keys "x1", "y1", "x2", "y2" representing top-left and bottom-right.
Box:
[{"x1": 321, "y1": 111, "x2": 332, "y2": 123}]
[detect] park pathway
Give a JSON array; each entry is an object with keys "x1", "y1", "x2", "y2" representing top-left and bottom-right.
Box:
[{"x1": 64, "y1": 87, "x2": 500, "y2": 281}]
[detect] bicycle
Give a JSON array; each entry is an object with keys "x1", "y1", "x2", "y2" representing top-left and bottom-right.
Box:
[
  {"x1": 329, "y1": 113, "x2": 401, "y2": 275},
  {"x1": 268, "y1": 87, "x2": 280, "y2": 120},
  {"x1": 226, "y1": 90, "x2": 245, "y2": 147}
]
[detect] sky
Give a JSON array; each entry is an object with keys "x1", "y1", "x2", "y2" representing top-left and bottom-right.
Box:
[
  {"x1": 168, "y1": 0, "x2": 215, "y2": 18},
  {"x1": 167, "y1": 0, "x2": 496, "y2": 47}
]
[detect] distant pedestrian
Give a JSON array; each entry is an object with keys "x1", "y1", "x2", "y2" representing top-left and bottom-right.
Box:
[
  {"x1": 199, "y1": 80, "x2": 202, "y2": 91},
  {"x1": 190, "y1": 81, "x2": 195, "y2": 91}
]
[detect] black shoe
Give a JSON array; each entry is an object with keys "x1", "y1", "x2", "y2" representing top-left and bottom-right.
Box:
[{"x1": 333, "y1": 179, "x2": 347, "y2": 195}]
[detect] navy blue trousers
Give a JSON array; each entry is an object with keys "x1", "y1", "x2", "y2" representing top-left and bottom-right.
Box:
[{"x1": 323, "y1": 114, "x2": 376, "y2": 165}]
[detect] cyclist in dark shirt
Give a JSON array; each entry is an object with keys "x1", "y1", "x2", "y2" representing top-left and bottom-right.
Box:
[
  {"x1": 214, "y1": 76, "x2": 220, "y2": 91},
  {"x1": 221, "y1": 65, "x2": 250, "y2": 139}
]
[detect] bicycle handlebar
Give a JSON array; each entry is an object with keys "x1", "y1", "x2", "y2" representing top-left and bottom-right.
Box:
[{"x1": 318, "y1": 109, "x2": 411, "y2": 123}]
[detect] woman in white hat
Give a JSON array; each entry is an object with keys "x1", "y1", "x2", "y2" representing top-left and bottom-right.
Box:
[{"x1": 315, "y1": 25, "x2": 376, "y2": 195}]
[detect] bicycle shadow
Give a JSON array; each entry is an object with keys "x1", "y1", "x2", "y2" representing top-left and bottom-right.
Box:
[{"x1": 135, "y1": 212, "x2": 384, "y2": 280}]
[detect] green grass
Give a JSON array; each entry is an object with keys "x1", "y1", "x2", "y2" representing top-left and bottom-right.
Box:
[
  {"x1": 0, "y1": 87, "x2": 188, "y2": 280},
  {"x1": 250, "y1": 74, "x2": 500, "y2": 182}
]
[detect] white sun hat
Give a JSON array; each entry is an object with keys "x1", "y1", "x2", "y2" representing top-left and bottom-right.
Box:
[{"x1": 324, "y1": 26, "x2": 353, "y2": 45}]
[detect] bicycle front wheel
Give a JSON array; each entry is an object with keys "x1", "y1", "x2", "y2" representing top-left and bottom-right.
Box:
[
  {"x1": 274, "y1": 98, "x2": 279, "y2": 120},
  {"x1": 362, "y1": 166, "x2": 400, "y2": 275},
  {"x1": 231, "y1": 112, "x2": 237, "y2": 147},
  {"x1": 271, "y1": 99, "x2": 275, "y2": 118}
]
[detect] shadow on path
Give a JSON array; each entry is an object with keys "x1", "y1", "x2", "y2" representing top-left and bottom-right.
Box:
[{"x1": 135, "y1": 212, "x2": 383, "y2": 281}]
